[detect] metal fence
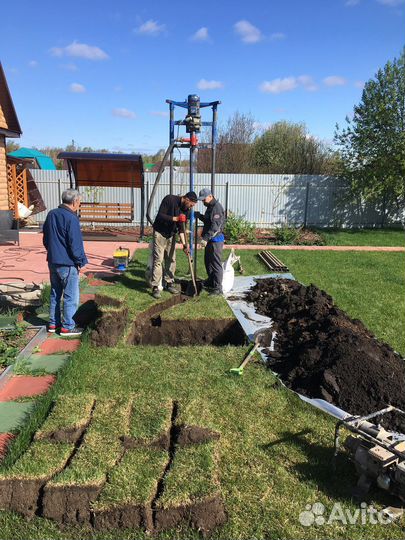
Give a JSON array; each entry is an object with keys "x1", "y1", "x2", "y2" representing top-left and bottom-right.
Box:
[{"x1": 30, "y1": 169, "x2": 397, "y2": 228}]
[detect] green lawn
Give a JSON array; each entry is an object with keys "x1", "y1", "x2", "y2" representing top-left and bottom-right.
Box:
[
  {"x1": 0, "y1": 247, "x2": 404, "y2": 539},
  {"x1": 317, "y1": 228, "x2": 405, "y2": 246}
]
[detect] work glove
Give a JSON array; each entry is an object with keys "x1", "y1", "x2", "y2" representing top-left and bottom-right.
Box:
[
  {"x1": 183, "y1": 244, "x2": 190, "y2": 255},
  {"x1": 200, "y1": 239, "x2": 207, "y2": 248},
  {"x1": 177, "y1": 214, "x2": 187, "y2": 223},
  {"x1": 194, "y1": 211, "x2": 202, "y2": 220}
]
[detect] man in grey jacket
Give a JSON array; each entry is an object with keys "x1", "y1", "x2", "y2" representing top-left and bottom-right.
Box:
[{"x1": 194, "y1": 188, "x2": 225, "y2": 295}]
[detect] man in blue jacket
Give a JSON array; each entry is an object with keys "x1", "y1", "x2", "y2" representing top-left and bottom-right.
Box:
[
  {"x1": 42, "y1": 189, "x2": 88, "y2": 336},
  {"x1": 194, "y1": 188, "x2": 225, "y2": 295}
]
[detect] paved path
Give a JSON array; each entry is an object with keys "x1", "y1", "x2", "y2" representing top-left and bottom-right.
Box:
[{"x1": 0, "y1": 232, "x2": 403, "y2": 284}]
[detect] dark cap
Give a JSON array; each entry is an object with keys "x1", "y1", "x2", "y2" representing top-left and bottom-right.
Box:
[{"x1": 184, "y1": 191, "x2": 198, "y2": 202}]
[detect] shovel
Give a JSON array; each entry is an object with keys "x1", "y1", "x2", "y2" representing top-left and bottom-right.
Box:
[
  {"x1": 182, "y1": 222, "x2": 198, "y2": 297},
  {"x1": 230, "y1": 339, "x2": 261, "y2": 376}
]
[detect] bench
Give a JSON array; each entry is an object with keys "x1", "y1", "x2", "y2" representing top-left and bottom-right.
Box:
[{"x1": 79, "y1": 202, "x2": 133, "y2": 223}]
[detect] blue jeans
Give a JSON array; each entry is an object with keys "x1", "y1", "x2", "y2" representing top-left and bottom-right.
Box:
[{"x1": 49, "y1": 264, "x2": 79, "y2": 330}]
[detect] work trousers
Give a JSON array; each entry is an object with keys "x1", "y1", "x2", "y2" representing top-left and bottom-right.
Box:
[
  {"x1": 151, "y1": 231, "x2": 176, "y2": 288},
  {"x1": 204, "y1": 241, "x2": 224, "y2": 292},
  {"x1": 49, "y1": 264, "x2": 80, "y2": 330}
]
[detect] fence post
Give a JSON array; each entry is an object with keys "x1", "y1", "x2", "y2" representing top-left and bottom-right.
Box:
[
  {"x1": 57, "y1": 176, "x2": 62, "y2": 203},
  {"x1": 303, "y1": 181, "x2": 310, "y2": 228},
  {"x1": 225, "y1": 181, "x2": 229, "y2": 219}
]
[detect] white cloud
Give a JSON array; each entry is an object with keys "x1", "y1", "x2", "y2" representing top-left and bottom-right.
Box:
[
  {"x1": 191, "y1": 27, "x2": 210, "y2": 41},
  {"x1": 150, "y1": 111, "x2": 169, "y2": 117},
  {"x1": 345, "y1": 0, "x2": 360, "y2": 6},
  {"x1": 28, "y1": 60, "x2": 38, "y2": 68},
  {"x1": 354, "y1": 80, "x2": 365, "y2": 89},
  {"x1": 197, "y1": 79, "x2": 224, "y2": 90},
  {"x1": 323, "y1": 75, "x2": 347, "y2": 86},
  {"x1": 51, "y1": 41, "x2": 108, "y2": 60},
  {"x1": 260, "y1": 75, "x2": 319, "y2": 94},
  {"x1": 270, "y1": 32, "x2": 286, "y2": 41},
  {"x1": 135, "y1": 19, "x2": 166, "y2": 36},
  {"x1": 69, "y1": 82, "x2": 86, "y2": 93},
  {"x1": 112, "y1": 108, "x2": 136, "y2": 119},
  {"x1": 260, "y1": 77, "x2": 297, "y2": 93},
  {"x1": 234, "y1": 20, "x2": 263, "y2": 43},
  {"x1": 297, "y1": 75, "x2": 318, "y2": 91},
  {"x1": 377, "y1": 0, "x2": 405, "y2": 5}
]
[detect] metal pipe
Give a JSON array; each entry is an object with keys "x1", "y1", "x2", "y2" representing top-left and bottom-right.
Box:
[
  {"x1": 189, "y1": 144, "x2": 196, "y2": 258},
  {"x1": 169, "y1": 102, "x2": 175, "y2": 195},
  {"x1": 211, "y1": 103, "x2": 218, "y2": 195}
]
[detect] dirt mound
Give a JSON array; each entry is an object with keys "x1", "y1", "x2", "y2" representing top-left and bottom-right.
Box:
[{"x1": 246, "y1": 278, "x2": 405, "y2": 431}]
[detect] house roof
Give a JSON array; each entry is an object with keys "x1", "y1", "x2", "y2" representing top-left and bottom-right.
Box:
[
  {"x1": 0, "y1": 63, "x2": 22, "y2": 138},
  {"x1": 8, "y1": 147, "x2": 56, "y2": 170},
  {"x1": 57, "y1": 152, "x2": 144, "y2": 188}
]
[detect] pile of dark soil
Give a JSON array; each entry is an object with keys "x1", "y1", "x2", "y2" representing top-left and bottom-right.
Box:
[{"x1": 246, "y1": 278, "x2": 405, "y2": 432}]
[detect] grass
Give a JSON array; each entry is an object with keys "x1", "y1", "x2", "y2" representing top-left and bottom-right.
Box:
[
  {"x1": 317, "y1": 227, "x2": 405, "y2": 246},
  {"x1": 0, "y1": 441, "x2": 73, "y2": 480},
  {"x1": 48, "y1": 399, "x2": 131, "y2": 487},
  {"x1": 128, "y1": 397, "x2": 172, "y2": 442},
  {"x1": 0, "y1": 247, "x2": 404, "y2": 539},
  {"x1": 34, "y1": 394, "x2": 95, "y2": 441},
  {"x1": 157, "y1": 441, "x2": 219, "y2": 508},
  {"x1": 92, "y1": 448, "x2": 167, "y2": 512}
]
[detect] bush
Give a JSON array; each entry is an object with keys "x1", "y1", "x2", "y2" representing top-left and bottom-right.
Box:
[
  {"x1": 274, "y1": 225, "x2": 299, "y2": 245},
  {"x1": 224, "y1": 213, "x2": 257, "y2": 244}
]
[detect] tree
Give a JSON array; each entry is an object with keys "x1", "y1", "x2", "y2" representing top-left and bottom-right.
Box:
[
  {"x1": 251, "y1": 121, "x2": 338, "y2": 174},
  {"x1": 5, "y1": 140, "x2": 20, "y2": 153},
  {"x1": 334, "y1": 48, "x2": 405, "y2": 224},
  {"x1": 197, "y1": 112, "x2": 256, "y2": 173}
]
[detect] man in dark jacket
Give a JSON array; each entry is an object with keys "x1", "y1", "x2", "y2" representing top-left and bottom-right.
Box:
[
  {"x1": 194, "y1": 188, "x2": 225, "y2": 295},
  {"x1": 42, "y1": 189, "x2": 88, "y2": 336},
  {"x1": 151, "y1": 191, "x2": 197, "y2": 298}
]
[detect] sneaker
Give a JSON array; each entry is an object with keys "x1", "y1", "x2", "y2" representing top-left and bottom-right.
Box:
[
  {"x1": 60, "y1": 326, "x2": 83, "y2": 337},
  {"x1": 47, "y1": 325, "x2": 60, "y2": 333},
  {"x1": 165, "y1": 284, "x2": 179, "y2": 295},
  {"x1": 152, "y1": 287, "x2": 161, "y2": 299}
]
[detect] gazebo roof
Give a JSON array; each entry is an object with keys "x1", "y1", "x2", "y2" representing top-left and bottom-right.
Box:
[{"x1": 57, "y1": 152, "x2": 144, "y2": 188}]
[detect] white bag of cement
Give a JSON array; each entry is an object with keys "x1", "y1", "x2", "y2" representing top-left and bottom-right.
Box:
[{"x1": 222, "y1": 249, "x2": 241, "y2": 294}]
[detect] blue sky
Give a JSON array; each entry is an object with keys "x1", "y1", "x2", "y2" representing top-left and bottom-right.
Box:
[{"x1": 1, "y1": 0, "x2": 404, "y2": 154}]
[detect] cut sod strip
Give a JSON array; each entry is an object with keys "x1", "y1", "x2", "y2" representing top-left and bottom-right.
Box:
[
  {"x1": 175, "y1": 399, "x2": 220, "y2": 446},
  {"x1": 122, "y1": 397, "x2": 173, "y2": 449},
  {"x1": 35, "y1": 394, "x2": 96, "y2": 442},
  {"x1": 0, "y1": 441, "x2": 74, "y2": 518},
  {"x1": 154, "y1": 441, "x2": 227, "y2": 534},
  {"x1": 92, "y1": 448, "x2": 168, "y2": 531},
  {"x1": 42, "y1": 397, "x2": 132, "y2": 525}
]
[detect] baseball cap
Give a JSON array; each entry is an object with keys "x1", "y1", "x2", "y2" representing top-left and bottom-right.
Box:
[
  {"x1": 184, "y1": 191, "x2": 198, "y2": 202},
  {"x1": 198, "y1": 188, "x2": 212, "y2": 201}
]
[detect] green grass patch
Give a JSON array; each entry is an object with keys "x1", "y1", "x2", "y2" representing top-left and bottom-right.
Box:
[
  {"x1": 317, "y1": 227, "x2": 405, "y2": 246},
  {"x1": 34, "y1": 394, "x2": 95, "y2": 441},
  {"x1": 0, "y1": 441, "x2": 73, "y2": 480},
  {"x1": 157, "y1": 442, "x2": 219, "y2": 508},
  {"x1": 129, "y1": 397, "x2": 172, "y2": 442},
  {"x1": 93, "y1": 448, "x2": 167, "y2": 511},
  {"x1": 48, "y1": 398, "x2": 131, "y2": 487}
]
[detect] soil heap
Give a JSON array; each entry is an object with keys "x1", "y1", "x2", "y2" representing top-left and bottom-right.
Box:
[{"x1": 246, "y1": 278, "x2": 405, "y2": 432}]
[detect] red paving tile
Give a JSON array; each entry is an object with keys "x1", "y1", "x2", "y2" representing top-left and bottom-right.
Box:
[
  {"x1": 0, "y1": 375, "x2": 55, "y2": 401},
  {"x1": 80, "y1": 293, "x2": 96, "y2": 303},
  {"x1": 38, "y1": 338, "x2": 81, "y2": 355},
  {"x1": 0, "y1": 433, "x2": 15, "y2": 460}
]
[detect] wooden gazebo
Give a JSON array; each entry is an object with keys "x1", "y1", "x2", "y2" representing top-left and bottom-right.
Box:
[{"x1": 58, "y1": 152, "x2": 145, "y2": 237}]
